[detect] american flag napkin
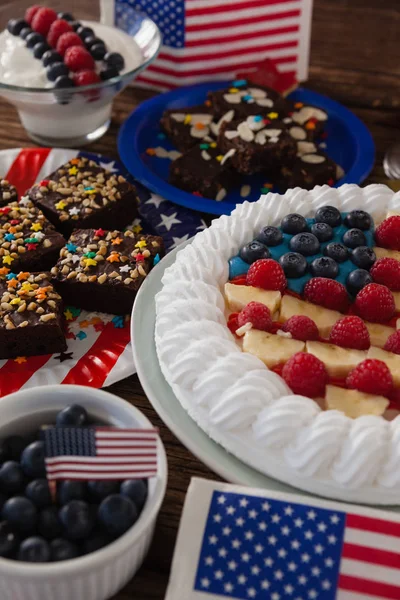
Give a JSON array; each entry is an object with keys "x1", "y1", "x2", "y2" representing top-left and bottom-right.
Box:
[
  {"x1": 42, "y1": 427, "x2": 159, "y2": 480},
  {"x1": 165, "y1": 477, "x2": 400, "y2": 600},
  {"x1": 102, "y1": 0, "x2": 314, "y2": 91}
]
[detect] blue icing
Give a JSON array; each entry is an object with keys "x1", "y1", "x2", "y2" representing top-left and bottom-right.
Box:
[{"x1": 228, "y1": 213, "x2": 375, "y2": 294}]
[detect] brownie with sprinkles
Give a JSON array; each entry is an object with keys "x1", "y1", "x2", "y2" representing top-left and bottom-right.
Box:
[
  {"x1": 169, "y1": 142, "x2": 240, "y2": 201},
  {"x1": 208, "y1": 80, "x2": 289, "y2": 120},
  {"x1": 0, "y1": 199, "x2": 65, "y2": 273},
  {"x1": 27, "y1": 157, "x2": 139, "y2": 237},
  {"x1": 279, "y1": 151, "x2": 343, "y2": 190},
  {"x1": 0, "y1": 271, "x2": 66, "y2": 359},
  {"x1": 218, "y1": 115, "x2": 297, "y2": 176},
  {"x1": 160, "y1": 105, "x2": 215, "y2": 152},
  {"x1": 0, "y1": 179, "x2": 18, "y2": 207},
  {"x1": 51, "y1": 229, "x2": 165, "y2": 315},
  {"x1": 287, "y1": 101, "x2": 328, "y2": 140}
]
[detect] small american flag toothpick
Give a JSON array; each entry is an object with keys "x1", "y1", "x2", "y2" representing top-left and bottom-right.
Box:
[
  {"x1": 42, "y1": 426, "x2": 159, "y2": 481},
  {"x1": 165, "y1": 478, "x2": 400, "y2": 600}
]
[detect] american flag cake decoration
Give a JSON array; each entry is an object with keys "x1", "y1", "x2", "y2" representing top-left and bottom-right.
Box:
[
  {"x1": 42, "y1": 426, "x2": 159, "y2": 481},
  {"x1": 106, "y1": 0, "x2": 314, "y2": 90}
]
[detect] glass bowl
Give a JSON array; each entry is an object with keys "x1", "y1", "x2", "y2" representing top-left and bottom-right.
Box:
[{"x1": 0, "y1": 1, "x2": 161, "y2": 147}]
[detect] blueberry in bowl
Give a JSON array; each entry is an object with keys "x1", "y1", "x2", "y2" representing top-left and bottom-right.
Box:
[{"x1": 0, "y1": 385, "x2": 166, "y2": 600}]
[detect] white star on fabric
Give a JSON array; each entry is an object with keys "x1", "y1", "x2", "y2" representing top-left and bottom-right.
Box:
[
  {"x1": 218, "y1": 548, "x2": 227, "y2": 558},
  {"x1": 201, "y1": 578, "x2": 210, "y2": 588},
  {"x1": 304, "y1": 531, "x2": 313, "y2": 540},
  {"x1": 226, "y1": 506, "x2": 235, "y2": 515},
  {"x1": 222, "y1": 526, "x2": 231, "y2": 536},
  {"x1": 209, "y1": 535, "x2": 218, "y2": 545},
  {"x1": 308, "y1": 590, "x2": 318, "y2": 599},
  {"x1": 248, "y1": 509, "x2": 258, "y2": 519},
  {"x1": 328, "y1": 534, "x2": 337, "y2": 544},
  {"x1": 119, "y1": 265, "x2": 130, "y2": 273},
  {"x1": 271, "y1": 514, "x2": 281, "y2": 523},
  {"x1": 158, "y1": 212, "x2": 181, "y2": 231},
  {"x1": 241, "y1": 553, "x2": 251, "y2": 562},
  {"x1": 237, "y1": 574, "x2": 247, "y2": 584},
  {"x1": 281, "y1": 526, "x2": 290, "y2": 536},
  {"x1": 274, "y1": 570, "x2": 284, "y2": 580},
  {"x1": 325, "y1": 558, "x2": 334, "y2": 567},
  {"x1": 213, "y1": 514, "x2": 222, "y2": 523},
  {"x1": 254, "y1": 544, "x2": 264, "y2": 554},
  {"x1": 330, "y1": 514, "x2": 340, "y2": 524},
  {"x1": 228, "y1": 560, "x2": 237, "y2": 571},
  {"x1": 314, "y1": 544, "x2": 324, "y2": 555},
  {"x1": 284, "y1": 506, "x2": 294, "y2": 516},
  {"x1": 294, "y1": 518, "x2": 304, "y2": 528},
  {"x1": 278, "y1": 548, "x2": 287, "y2": 558},
  {"x1": 214, "y1": 570, "x2": 224, "y2": 580},
  {"x1": 268, "y1": 535, "x2": 277, "y2": 546},
  {"x1": 271, "y1": 593, "x2": 280, "y2": 600},
  {"x1": 251, "y1": 566, "x2": 260, "y2": 575},
  {"x1": 288, "y1": 562, "x2": 297, "y2": 572},
  {"x1": 197, "y1": 218, "x2": 208, "y2": 231},
  {"x1": 307, "y1": 510, "x2": 317, "y2": 520},
  {"x1": 298, "y1": 575, "x2": 307, "y2": 585},
  {"x1": 291, "y1": 540, "x2": 301, "y2": 550},
  {"x1": 245, "y1": 531, "x2": 254, "y2": 540},
  {"x1": 258, "y1": 522, "x2": 267, "y2": 531},
  {"x1": 232, "y1": 539, "x2": 241, "y2": 549},
  {"x1": 205, "y1": 556, "x2": 213, "y2": 566},
  {"x1": 99, "y1": 160, "x2": 118, "y2": 173},
  {"x1": 322, "y1": 580, "x2": 331, "y2": 590},
  {"x1": 261, "y1": 580, "x2": 270, "y2": 590},
  {"x1": 236, "y1": 517, "x2": 245, "y2": 527},
  {"x1": 317, "y1": 522, "x2": 327, "y2": 532},
  {"x1": 301, "y1": 553, "x2": 310, "y2": 563},
  {"x1": 264, "y1": 557, "x2": 274, "y2": 567},
  {"x1": 146, "y1": 194, "x2": 165, "y2": 209},
  {"x1": 69, "y1": 206, "x2": 80, "y2": 215},
  {"x1": 248, "y1": 587, "x2": 256, "y2": 598},
  {"x1": 169, "y1": 234, "x2": 190, "y2": 249},
  {"x1": 217, "y1": 495, "x2": 226, "y2": 504},
  {"x1": 285, "y1": 584, "x2": 294, "y2": 595},
  {"x1": 240, "y1": 498, "x2": 249, "y2": 507},
  {"x1": 225, "y1": 583, "x2": 234, "y2": 593},
  {"x1": 311, "y1": 567, "x2": 321, "y2": 577},
  {"x1": 262, "y1": 502, "x2": 271, "y2": 511}
]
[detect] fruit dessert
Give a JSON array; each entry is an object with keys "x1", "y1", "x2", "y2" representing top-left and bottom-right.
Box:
[
  {"x1": 27, "y1": 156, "x2": 139, "y2": 237},
  {"x1": 0, "y1": 404, "x2": 148, "y2": 562},
  {"x1": 0, "y1": 271, "x2": 66, "y2": 359},
  {"x1": 225, "y1": 207, "x2": 400, "y2": 419},
  {"x1": 1, "y1": 6, "x2": 135, "y2": 89},
  {"x1": 0, "y1": 199, "x2": 65, "y2": 273},
  {"x1": 51, "y1": 228, "x2": 164, "y2": 315},
  {"x1": 160, "y1": 79, "x2": 342, "y2": 199}
]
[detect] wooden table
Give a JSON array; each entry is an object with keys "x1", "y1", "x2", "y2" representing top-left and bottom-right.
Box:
[{"x1": 0, "y1": 0, "x2": 399, "y2": 597}]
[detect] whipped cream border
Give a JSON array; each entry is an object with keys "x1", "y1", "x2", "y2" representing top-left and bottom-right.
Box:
[{"x1": 155, "y1": 184, "x2": 400, "y2": 504}]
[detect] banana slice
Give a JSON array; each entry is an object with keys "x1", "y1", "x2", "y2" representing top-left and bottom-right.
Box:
[
  {"x1": 243, "y1": 329, "x2": 305, "y2": 368},
  {"x1": 326, "y1": 385, "x2": 388, "y2": 418},
  {"x1": 224, "y1": 283, "x2": 281, "y2": 313},
  {"x1": 306, "y1": 341, "x2": 366, "y2": 378},
  {"x1": 279, "y1": 295, "x2": 341, "y2": 337}
]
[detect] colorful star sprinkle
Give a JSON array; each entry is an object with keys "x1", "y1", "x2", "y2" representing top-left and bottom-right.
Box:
[
  {"x1": 132, "y1": 224, "x2": 142, "y2": 234},
  {"x1": 79, "y1": 320, "x2": 89, "y2": 329},
  {"x1": 64, "y1": 308, "x2": 74, "y2": 321},
  {"x1": 83, "y1": 258, "x2": 97, "y2": 267},
  {"x1": 70, "y1": 158, "x2": 80, "y2": 165},
  {"x1": 83, "y1": 251, "x2": 96, "y2": 259},
  {"x1": 135, "y1": 253, "x2": 145, "y2": 262},
  {"x1": 55, "y1": 200, "x2": 67, "y2": 210},
  {"x1": 232, "y1": 79, "x2": 247, "y2": 87},
  {"x1": 119, "y1": 265, "x2": 130, "y2": 273},
  {"x1": 14, "y1": 356, "x2": 27, "y2": 364},
  {"x1": 39, "y1": 180, "x2": 49, "y2": 187},
  {"x1": 106, "y1": 253, "x2": 120, "y2": 263},
  {"x1": 84, "y1": 187, "x2": 96, "y2": 194},
  {"x1": 10, "y1": 297, "x2": 20, "y2": 305},
  {"x1": 267, "y1": 112, "x2": 279, "y2": 119},
  {"x1": 17, "y1": 272, "x2": 29, "y2": 281},
  {"x1": 112, "y1": 237, "x2": 123, "y2": 246},
  {"x1": 0, "y1": 267, "x2": 10, "y2": 276},
  {"x1": 31, "y1": 223, "x2": 42, "y2": 232},
  {"x1": 153, "y1": 253, "x2": 161, "y2": 266},
  {"x1": 183, "y1": 114, "x2": 192, "y2": 125},
  {"x1": 112, "y1": 316, "x2": 125, "y2": 329},
  {"x1": 94, "y1": 229, "x2": 105, "y2": 237},
  {"x1": 26, "y1": 243, "x2": 38, "y2": 251},
  {"x1": 7, "y1": 279, "x2": 18, "y2": 289},
  {"x1": 68, "y1": 166, "x2": 78, "y2": 175},
  {"x1": 66, "y1": 243, "x2": 77, "y2": 253},
  {"x1": 4, "y1": 233, "x2": 15, "y2": 241},
  {"x1": 135, "y1": 240, "x2": 147, "y2": 249},
  {"x1": 5, "y1": 272, "x2": 17, "y2": 280},
  {"x1": 67, "y1": 306, "x2": 81, "y2": 317},
  {"x1": 0, "y1": 207, "x2": 11, "y2": 215},
  {"x1": 3, "y1": 256, "x2": 14, "y2": 265},
  {"x1": 76, "y1": 331, "x2": 87, "y2": 340}
]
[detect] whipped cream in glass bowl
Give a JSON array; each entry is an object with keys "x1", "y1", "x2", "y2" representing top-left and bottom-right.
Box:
[{"x1": 0, "y1": 2, "x2": 161, "y2": 146}]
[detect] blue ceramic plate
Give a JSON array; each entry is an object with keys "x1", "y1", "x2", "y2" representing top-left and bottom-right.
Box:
[{"x1": 118, "y1": 81, "x2": 375, "y2": 216}]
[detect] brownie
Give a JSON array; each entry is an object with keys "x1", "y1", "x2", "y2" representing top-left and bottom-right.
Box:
[
  {"x1": 279, "y1": 151, "x2": 340, "y2": 190},
  {"x1": 27, "y1": 157, "x2": 139, "y2": 237},
  {"x1": 287, "y1": 101, "x2": 328, "y2": 140},
  {"x1": 0, "y1": 271, "x2": 66, "y2": 359},
  {"x1": 161, "y1": 105, "x2": 214, "y2": 152},
  {"x1": 208, "y1": 80, "x2": 289, "y2": 120},
  {"x1": 218, "y1": 115, "x2": 297, "y2": 175},
  {"x1": 0, "y1": 179, "x2": 18, "y2": 206},
  {"x1": 51, "y1": 229, "x2": 165, "y2": 315},
  {"x1": 169, "y1": 142, "x2": 240, "y2": 201},
  {"x1": 0, "y1": 199, "x2": 65, "y2": 273}
]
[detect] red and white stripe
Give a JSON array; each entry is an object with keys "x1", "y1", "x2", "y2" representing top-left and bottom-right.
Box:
[
  {"x1": 45, "y1": 428, "x2": 159, "y2": 480},
  {"x1": 338, "y1": 513, "x2": 400, "y2": 600},
  {"x1": 135, "y1": 0, "x2": 313, "y2": 90},
  {"x1": 0, "y1": 148, "x2": 133, "y2": 395}
]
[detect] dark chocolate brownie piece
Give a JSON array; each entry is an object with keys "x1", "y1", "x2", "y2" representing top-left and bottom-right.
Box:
[
  {"x1": 169, "y1": 142, "x2": 240, "y2": 201},
  {"x1": 51, "y1": 229, "x2": 165, "y2": 315},
  {"x1": 27, "y1": 157, "x2": 139, "y2": 237},
  {"x1": 0, "y1": 199, "x2": 65, "y2": 273},
  {"x1": 0, "y1": 271, "x2": 66, "y2": 359},
  {"x1": 286, "y1": 101, "x2": 328, "y2": 140},
  {"x1": 218, "y1": 115, "x2": 297, "y2": 175},
  {"x1": 160, "y1": 105, "x2": 214, "y2": 152},
  {"x1": 208, "y1": 81, "x2": 289, "y2": 120},
  {"x1": 279, "y1": 151, "x2": 341, "y2": 191},
  {"x1": 0, "y1": 179, "x2": 18, "y2": 206}
]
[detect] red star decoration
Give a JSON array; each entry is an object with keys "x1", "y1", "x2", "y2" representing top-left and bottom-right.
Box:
[
  {"x1": 0, "y1": 207, "x2": 11, "y2": 214},
  {"x1": 135, "y1": 253, "x2": 145, "y2": 261},
  {"x1": 94, "y1": 322, "x2": 106, "y2": 332},
  {"x1": 95, "y1": 228, "x2": 105, "y2": 237},
  {"x1": 26, "y1": 243, "x2": 38, "y2": 251},
  {"x1": 10, "y1": 219, "x2": 20, "y2": 225},
  {"x1": 39, "y1": 180, "x2": 50, "y2": 187},
  {"x1": 65, "y1": 331, "x2": 76, "y2": 340}
]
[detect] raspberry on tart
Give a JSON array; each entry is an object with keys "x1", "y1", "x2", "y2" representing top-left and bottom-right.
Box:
[
  {"x1": 303, "y1": 277, "x2": 349, "y2": 312},
  {"x1": 31, "y1": 7, "x2": 57, "y2": 36},
  {"x1": 354, "y1": 283, "x2": 395, "y2": 323},
  {"x1": 227, "y1": 312, "x2": 240, "y2": 335},
  {"x1": 329, "y1": 316, "x2": 370, "y2": 350},
  {"x1": 375, "y1": 216, "x2": 400, "y2": 251},
  {"x1": 384, "y1": 330, "x2": 400, "y2": 355},
  {"x1": 282, "y1": 315, "x2": 319, "y2": 341},
  {"x1": 246, "y1": 259, "x2": 287, "y2": 293},
  {"x1": 237, "y1": 302, "x2": 272, "y2": 331},
  {"x1": 282, "y1": 352, "x2": 328, "y2": 397},
  {"x1": 370, "y1": 257, "x2": 400, "y2": 290},
  {"x1": 346, "y1": 359, "x2": 394, "y2": 396}
]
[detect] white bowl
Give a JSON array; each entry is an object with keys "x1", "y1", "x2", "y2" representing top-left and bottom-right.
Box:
[{"x1": 0, "y1": 385, "x2": 168, "y2": 600}]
